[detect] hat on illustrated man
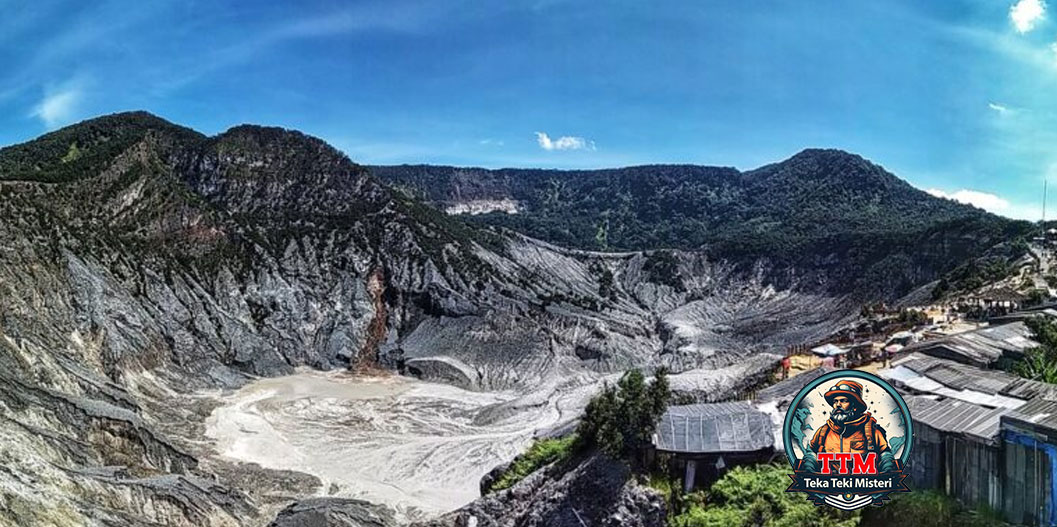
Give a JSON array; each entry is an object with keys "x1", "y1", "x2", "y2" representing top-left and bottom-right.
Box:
[{"x1": 824, "y1": 379, "x2": 865, "y2": 409}]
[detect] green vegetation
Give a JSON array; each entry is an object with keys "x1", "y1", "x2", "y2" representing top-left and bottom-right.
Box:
[
  {"x1": 577, "y1": 368, "x2": 670, "y2": 464},
  {"x1": 641, "y1": 470, "x2": 677, "y2": 504},
  {"x1": 1027, "y1": 288, "x2": 1048, "y2": 306},
  {"x1": 668, "y1": 464, "x2": 858, "y2": 527},
  {"x1": 486, "y1": 434, "x2": 579, "y2": 493},
  {"x1": 643, "y1": 250, "x2": 685, "y2": 291},
  {"x1": 0, "y1": 111, "x2": 203, "y2": 183},
  {"x1": 484, "y1": 368, "x2": 670, "y2": 494},
  {"x1": 896, "y1": 308, "x2": 929, "y2": 326},
  {"x1": 1045, "y1": 274, "x2": 1057, "y2": 289},
  {"x1": 60, "y1": 142, "x2": 83, "y2": 163},
  {"x1": 373, "y1": 151, "x2": 1033, "y2": 297},
  {"x1": 656, "y1": 464, "x2": 1008, "y2": 527},
  {"x1": 861, "y1": 490, "x2": 1007, "y2": 527},
  {"x1": 483, "y1": 368, "x2": 670, "y2": 494},
  {"x1": 931, "y1": 256, "x2": 1020, "y2": 300},
  {"x1": 1011, "y1": 316, "x2": 1057, "y2": 384},
  {"x1": 589, "y1": 260, "x2": 617, "y2": 300},
  {"x1": 665, "y1": 470, "x2": 1003, "y2": 527}
]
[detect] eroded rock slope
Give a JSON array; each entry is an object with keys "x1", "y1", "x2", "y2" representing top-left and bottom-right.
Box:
[{"x1": 0, "y1": 112, "x2": 857, "y2": 525}]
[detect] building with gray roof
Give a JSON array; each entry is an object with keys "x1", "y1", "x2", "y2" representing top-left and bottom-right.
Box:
[
  {"x1": 880, "y1": 351, "x2": 1057, "y2": 525},
  {"x1": 652, "y1": 401, "x2": 776, "y2": 492},
  {"x1": 756, "y1": 366, "x2": 833, "y2": 407},
  {"x1": 899, "y1": 321, "x2": 1037, "y2": 367},
  {"x1": 881, "y1": 353, "x2": 1055, "y2": 408}
]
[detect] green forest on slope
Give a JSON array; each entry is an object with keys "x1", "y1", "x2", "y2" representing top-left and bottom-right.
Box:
[{"x1": 374, "y1": 151, "x2": 1034, "y2": 296}]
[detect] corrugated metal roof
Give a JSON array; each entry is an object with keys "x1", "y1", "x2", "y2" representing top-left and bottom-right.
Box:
[
  {"x1": 1005, "y1": 398, "x2": 1057, "y2": 431},
  {"x1": 757, "y1": 367, "x2": 834, "y2": 404},
  {"x1": 906, "y1": 395, "x2": 1008, "y2": 441},
  {"x1": 967, "y1": 408, "x2": 1009, "y2": 440},
  {"x1": 665, "y1": 401, "x2": 755, "y2": 418},
  {"x1": 901, "y1": 322, "x2": 1037, "y2": 367},
  {"x1": 655, "y1": 402, "x2": 774, "y2": 454},
  {"x1": 880, "y1": 354, "x2": 1034, "y2": 409},
  {"x1": 926, "y1": 364, "x2": 973, "y2": 390},
  {"x1": 895, "y1": 353, "x2": 1054, "y2": 397},
  {"x1": 1003, "y1": 378, "x2": 1057, "y2": 400}
]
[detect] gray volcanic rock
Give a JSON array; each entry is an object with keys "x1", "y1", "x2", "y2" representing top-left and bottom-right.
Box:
[
  {"x1": 371, "y1": 155, "x2": 1033, "y2": 299},
  {"x1": 270, "y1": 498, "x2": 396, "y2": 527},
  {"x1": 417, "y1": 454, "x2": 665, "y2": 527},
  {"x1": 479, "y1": 462, "x2": 512, "y2": 497},
  {"x1": 0, "y1": 112, "x2": 855, "y2": 525}
]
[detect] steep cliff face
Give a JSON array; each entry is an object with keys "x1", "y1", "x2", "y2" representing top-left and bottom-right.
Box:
[
  {"x1": 373, "y1": 154, "x2": 1033, "y2": 299},
  {"x1": 0, "y1": 112, "x2": 855, "y2": 526},
  {"x1": 416, "y1": 454, "x2": 666, "y2": 527}
]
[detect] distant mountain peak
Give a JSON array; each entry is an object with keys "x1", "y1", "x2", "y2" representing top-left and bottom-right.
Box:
[
  {"x1": 769, "y1": 148, "x2": 879, "y2": 173},
  {"x1": 0, "y1": 110, "x2": 202, "y2": 183},
  {"x1": 53, "y1": 110, "x2": 203, "y2": 140},
  {"x1": 789, "y1": 147, "x2": 863, "y2": 160}
]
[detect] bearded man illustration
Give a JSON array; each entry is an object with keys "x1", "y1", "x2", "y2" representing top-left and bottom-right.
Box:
[{"x1": 801, "y1": 379, "x2": 900, "y2": 472}]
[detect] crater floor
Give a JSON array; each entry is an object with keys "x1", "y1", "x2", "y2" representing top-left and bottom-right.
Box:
[{"x1": 204, "y1": 370, "x2": 591, "y2": 522}]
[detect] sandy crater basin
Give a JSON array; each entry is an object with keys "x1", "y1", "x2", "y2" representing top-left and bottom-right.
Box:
[{"x1": 205, "y1": 369, "x2": 585, "y2": 521}]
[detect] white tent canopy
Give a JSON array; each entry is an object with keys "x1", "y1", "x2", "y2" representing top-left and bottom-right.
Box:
[{"x1": 810, "y1": 343, "x2": 847, "y2": 357}]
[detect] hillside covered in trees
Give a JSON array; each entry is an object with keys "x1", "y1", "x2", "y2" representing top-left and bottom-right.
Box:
[{"x1": 373, "y1": 150, "x2": 1034, "y2": 297}]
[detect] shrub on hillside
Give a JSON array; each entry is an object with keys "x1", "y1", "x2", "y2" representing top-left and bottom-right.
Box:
[
  {"x1": 576, "y1": 368, "x2": 670, "y2": 464},
  {"x1": 669, "y1": 464, "x2": 858, "y2": 527},
  {"x1": 486, "y1": 434, "x2": 579, "y2": 493}
]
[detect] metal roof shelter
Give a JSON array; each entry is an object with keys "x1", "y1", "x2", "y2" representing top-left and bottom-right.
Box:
[
  {"x1": 1004, "y1": 397, "x2": 1057, "y2": 431},
  {"x1": 904, "y1": 394, "x2": 1010, "y2": 516},
  {"x1": 997, "y1": 398, "x2": 1057, "y2": 526},
  {"x1": 899, "y1": 322, "x2": 1038, "y2": 367},
  {"x1": 654, "y1": 401, "x2": 774, "y2": 454},
  {"x1": 879, "y1": 353, "x2": 1056, "y2": 409},
  {"x1": 970, "y1": 288, "x2": 1028, "y2": 304},
  {"x1": 905, "y1": 395, "x2": 1009, "y2": 443},
  {"x1": 989, "y1": 309, "x2": 1057, "y2": 325},
  {"x1": 757, "y1": 366, "x2": 833, "y2": 406},
  {"x1": 810, "y1": 343, "x2": 847, "y2": 357}
]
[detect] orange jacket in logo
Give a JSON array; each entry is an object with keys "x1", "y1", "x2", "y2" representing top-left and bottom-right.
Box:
[{"x1": 809, "y1": 412, "x2": 890, "y2": 455}]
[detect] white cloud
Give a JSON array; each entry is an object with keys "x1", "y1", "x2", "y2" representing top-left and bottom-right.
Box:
[
  {"x1": 479, "y1": 138, "x2": 504, "y2": 146},
  {"x1": 535, "y1": 132, "x2": 595, "y2": 151},
  {"x1": 1011, "y1": 0, "x2": 1046, "y2": 33},
  {"x1": 988, "y1": 102, "x2": 1012, "y2": 114},
  {"x1": 927, "y1": 188, "x2": 1010, "y2": 211},
  {"x1": 925, "y1": 187, "x2": 1045, "y2": 220},
  {"x1": 30, "y1": 85, "x2": 82, "y2": 129}
]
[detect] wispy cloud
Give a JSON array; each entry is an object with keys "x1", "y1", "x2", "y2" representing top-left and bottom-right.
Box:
[
  {"x1": 276, "y1": 3, "x2": 439, "y2": 38},
  {"x1": 30, "y1": 82, "x2": 82, "y2": 129},
  {"x1": 1011, "y1": 0, "x2": 1046, "y2": 33},
  {"x1": 479, "y1": 138, "x2": 504, "y2": 146},
  {"x1": 989, "y1": 102, "x2": 1012, "y2": 114},
  {"x1": 149, "y1": 5, "x2": 440, "y2": 97},
  {"x1": 926, "y1": 187, "x2": 1043, "y2": 220},
  {"x1": 535, "y1": 131, "x2": 595, "y2": 151},
  {"x1": 927, "y1": 188, "x2": 1009, "y2": 211}
]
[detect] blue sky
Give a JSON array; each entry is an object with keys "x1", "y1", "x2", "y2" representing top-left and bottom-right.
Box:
[{"x1": 3, "y1": 1, "x2": 1057, "y2": 219}]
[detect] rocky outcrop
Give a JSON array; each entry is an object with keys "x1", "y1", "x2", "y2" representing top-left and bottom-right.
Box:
[
  {"x1": 416, "y1": 454, "x2": 665, "y2": 527},
  {"x1": 270, "y1": 498, "x2": 396, "y2": 527},
  {"x1": 354, "y1": 267, "x2": 390, "y2": 372},
  {"x1": 372, "y1": 154, "x2": 1034, "y2": 300},
  {"x1": 0, "y1": 112, "x2": 856, "y2": 526}
]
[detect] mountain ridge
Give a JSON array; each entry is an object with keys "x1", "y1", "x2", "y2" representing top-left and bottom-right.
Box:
[
  {"x1": 372, "y1": 151, "x2": 1032, "y2": 298},
  {"x1": 0, "y1": 111, "x2": 1023, "y2": 526}
]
